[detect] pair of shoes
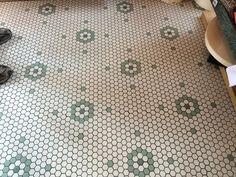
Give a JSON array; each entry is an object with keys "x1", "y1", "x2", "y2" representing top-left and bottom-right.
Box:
[
  {"x1": 0, "y1": 28, "x2": 13, "y2": 84},
  {"x1": 0, "y1": 65, "x2": 13, "y2": 85},
  {"x1": 0, "y1": 28, "x2": 12, "y2": 45}
]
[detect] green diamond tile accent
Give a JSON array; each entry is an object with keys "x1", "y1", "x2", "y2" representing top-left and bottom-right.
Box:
[
  {"x1": 80, "y1": 86, "x2": 86, "y2": 91},
  {"x1": 198, "y1": 62, "x2": 203, "y2": 67},
  {"x1": 146, "y1": 32, "x2": 151, "y2": 36},
  {"x1": 45, "y1": 164, "x2": 52, "y2": 171},
  {"x1": 124, "y1": 19, "x2": 129, "y2": 22},
  {"x1": 179, "y1": 82, "x2": 185, "y2": 87},
  {"x1": 106, "y1": 107, "x2": 112, "y2": 113},
  {"x1": 130, "y1": 84, "x2": 136, "y2": 89},
  {"x1": 0, "y1": 22, "x2": 6, "y2": 26},
  {"x1": 127, "y1": 48, "x2": 132, "y2": 53},
  {"x1": 37, "y1": 51, "x2": 42, "y2": 55},
  {"x1": 78, "y1": 133, "x2": 84, "y2": 140},
  {"x1": 29, "y1": 88, "x2": 35, "y2": 94},
  {"x1": 107, "y1": 160, "x2": 114, "y2": 167},
  {"x1": 19, "y1": 136, "x2": 26, "y2": 143},
  {"x1": 158, "y1": 105, "x2": 164, "y2": 110},
  {"x1": 227, "y1": 154, "x2": 234, "y2": 161},
  {"x1": 190, "y1": 128, "x2": 197, "y2": 134},
  {"x1": 13, "y1": 166, "x2": 20, "y2": 173},
  {"x1": 211, "y1": 102, "x2": 217, "y2": 108},
  {"x1": 151, "y1": 64, "x2": 157, "y2": 69},
  {"x1": 105, "y1": 66, "x2": 110, "y2": 71},
  {"x1": 83, "y1": 20, "x2": 89, "y2": 24},
  {"x1": 82, "y1": 50, "x2": 88, "y2": 54},
  {"x1": 52, "y1": 110, "x2": 58, "y2": 115},
  {"x1": 58, "y1": 68, "x2": 63, "y2": 73},
  {"x1": 167, "y1": 157, "x2": 174, "y2": 164},
  {"x1": 134, "y1": 130, "x2": 141, "y2": 136},
  {"x1": 17, "y1": 36, "x2": 23, "y2": 40},
  {"x1": 137, "y1": 159, "x2": 144, "y2": 165},
  {"x1": 171, "y1": 46, "x2": 176, "y2": 50}
]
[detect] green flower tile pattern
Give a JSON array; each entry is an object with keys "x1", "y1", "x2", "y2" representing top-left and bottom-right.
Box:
[
  {"x1": 2, "y1": 154, "x2": 31, "y2": 177},
  {"x1": 160, "y1": 26, "x2": 179, "y2": 41},
  {"x1": 24, "y1": 62, "x2": 47, "y2": 81},
  {"x1": 121, "y1": 59, "x2": 141, "y2": 77},
  {"x1": 116, "y1": 1, "x2": 134, "y2": 14},
  {"x1": 127, "y1": 147, "x2": 155, "y2": 176},
  {"x1": 0, "y1": 0, "x2": 236, "y2": 177},
  {"x1": 175, "y1": 95, "x2": 200, "y2": 119},
  {"x1": 70, "y1": 100, "x2": 94, "y2": 123},
  {"x1": 76, "y1": 29, "x2": 95, "y2": 44},
  {"x1": 38, "y1": 3, "x2": 56, "y2": 16}
]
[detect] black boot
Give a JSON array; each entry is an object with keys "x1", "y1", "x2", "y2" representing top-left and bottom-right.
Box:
[
  {"x1": 0, "y1": 28, "x2": 12, "y2": 45},
  {"x1": 0, "y1": 65, "x2": 13, "y2": 85},
  {"x1": 0, "y1": 28, "x2": 13, "y2": 84}
]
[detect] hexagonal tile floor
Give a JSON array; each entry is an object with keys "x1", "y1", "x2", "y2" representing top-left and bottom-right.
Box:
[{"x1": 0, "y1": 0, "x2": 236, "y2": 176}]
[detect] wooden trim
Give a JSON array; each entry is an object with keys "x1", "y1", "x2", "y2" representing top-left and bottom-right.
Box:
[
  {"x1": 220, "y1": 67, "x2": 236, "y2": 111},
  {"x1": 200, "y1": 11, "x2": 216, "y2": 29}
]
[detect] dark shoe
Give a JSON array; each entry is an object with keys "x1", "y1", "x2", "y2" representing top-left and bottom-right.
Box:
[
  {"x1": 0, "y1": 65, "x2": 13, "y2": 84},
  {"x1": 0, "y1": 28, "x2": 12, "y2": 45}
]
